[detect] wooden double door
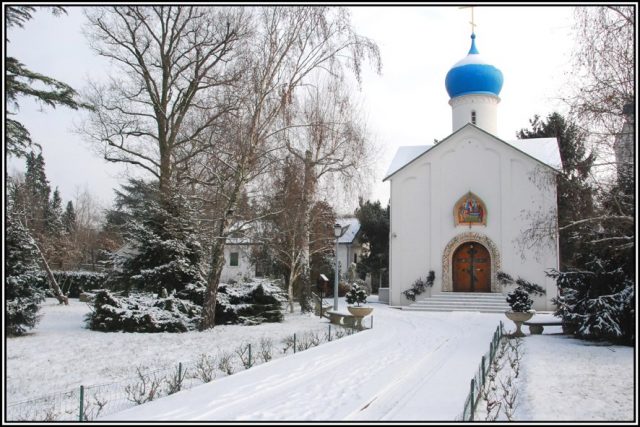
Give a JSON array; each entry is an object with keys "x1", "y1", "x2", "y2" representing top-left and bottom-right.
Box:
[{"x1": 452, "y1": 242, "x2": 491, "y2": 292}]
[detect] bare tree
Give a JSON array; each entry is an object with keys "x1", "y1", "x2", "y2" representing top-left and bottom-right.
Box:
[
  {"x1": 568, "y1": 6, "x2": 634, "y2": 142},
  {"x1": 192, "y1": 7, "x2": 380, "y2": 329},
  {"x1": 70, "y1": 187, "x2": 105, "y2": 270},
  {"x1": 281, "y1": 80, "x2": 375, "y2": 310},
  {"x1": 562, "y1": 6, "x2": 634, "y2": 262},
  {"x1": 82, "y1": 6, "x2": 246, "y2": 199},
  {"x1": 259, "y1": 157, "x2": 336, "y2": 312}
]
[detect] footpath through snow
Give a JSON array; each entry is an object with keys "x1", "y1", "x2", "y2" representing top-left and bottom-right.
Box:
[
  {"x1": 7, "y1": 297, "x2": 634, "y2": 422},
  {"x1": 103, "y1": 302, "x2": 505, "y2": 421}
]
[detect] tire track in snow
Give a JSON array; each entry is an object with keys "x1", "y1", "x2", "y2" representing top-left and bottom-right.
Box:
[{"x1": 345, "y1": 313, "x2": 466, "y2": 421}]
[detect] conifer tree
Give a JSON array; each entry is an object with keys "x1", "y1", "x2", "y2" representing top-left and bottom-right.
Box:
[
  {"x1": 354, "y1": 198, "x2": 390, "y2": 292},
  {"x1": 47, "y1": 187, "x2": 64, "y2": 236},
  {"x1": 6, "y1": 193, "x2": 45, "y2": 336},
  {"x1": 62, "y1": 201, "x2": 77, "y2": 234},
  {"x1": 106, "y1": 179, "x2": 205, "y2": 295},
  {"x1": 23, "y1": 152, "x2": 51, "y2": 235}
]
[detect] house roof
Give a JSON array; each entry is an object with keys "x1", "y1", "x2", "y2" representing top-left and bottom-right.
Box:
[
  {"x1": 383, "y1": 124, "x2": 562, "y2": 181},
  {"x1": 336, "y1": 217, "x2": 360, "y2": 244}
]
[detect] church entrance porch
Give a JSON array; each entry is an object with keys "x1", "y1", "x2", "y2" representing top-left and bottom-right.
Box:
[{"x1": 452, "y1": 242, "x2": 491, "y2": 292}]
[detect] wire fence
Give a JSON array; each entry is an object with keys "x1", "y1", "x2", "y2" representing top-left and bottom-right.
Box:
[
  {"x1": 6, "y1": 320, "x2": 370, "y2": 422},
  {"x1": 459, "y1": 320, "x2": 504, "y2": 421}
]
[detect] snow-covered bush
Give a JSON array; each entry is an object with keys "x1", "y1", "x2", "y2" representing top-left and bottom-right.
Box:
[
  {"x1": 547, "y1": 258, "x2": 634, "y2": 345},
  {"x1": 86, "y1": 280, "x2": 286, "y2": 332},
  {"x1": 498, "y1": 271, "x2": 545, "y2": 312},
  {"x1": 345, "y1": 284, "x2": 368, "y2": 306},
  {"x1": 6, "y1": 210, "x2": 45, "y2": 336},
  {"x1": 214, "y1": 280, "x2": 286, "y2": 325},
  {"x1": 505, "y1": 288, "x2": 533, "y2": 312},
  {"x1": 402, "y1": 271, "x2": 435, "y2": 301},
  {"x1": 85, "y1": 290, "x2": 200, "y2": 332}
]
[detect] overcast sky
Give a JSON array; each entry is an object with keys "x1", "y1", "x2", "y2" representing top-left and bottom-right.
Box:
[{"x1": 6, "y1": 5, "x2": 575, "y2": 213}]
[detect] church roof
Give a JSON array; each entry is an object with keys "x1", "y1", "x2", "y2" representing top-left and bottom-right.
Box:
[
  {"x1": 383, "y1": 124, "x2": 562, "y2": 181},
  {"x1": 445, "y1": 33, "x2": 504, "y2": 98}
]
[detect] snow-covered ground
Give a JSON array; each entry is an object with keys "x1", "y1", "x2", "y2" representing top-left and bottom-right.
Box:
[{"x1": 6, "y1": 297, "x2": 635, "y2": 422}]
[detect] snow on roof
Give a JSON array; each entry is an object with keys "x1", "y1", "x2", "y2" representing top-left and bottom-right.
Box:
[
  {"x1": 336, "y1": 217, "x2": 360, "y2": 244},
  {"x1": 506, "y1": 137, "x2": 562, "y2": 171},
  {"x1": 383, "y1": 136, "x2": 561, "y2": 182},
  {"x1": 383, "y1": 145, "x2": 433, "y2": 180}
]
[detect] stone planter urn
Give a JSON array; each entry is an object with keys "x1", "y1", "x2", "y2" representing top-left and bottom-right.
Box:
[
  {"x1": 347, "y1": 306, "x2": 373, "y2": 330},
  {"x1": 505, "y1": 311, "x2": 533, "y2": 337}
]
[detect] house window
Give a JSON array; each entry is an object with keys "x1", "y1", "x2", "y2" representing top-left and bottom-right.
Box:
[
  {"x1": 471, "y1": 110, "x2": 477, "y2": 125},
  {"x1": 354, "y1": 253, "x2": 358, "y2": 263},
  {"x1": 255, "y1": 261, "x2": 265, "y2": 277},
  {"x1": 230, "y1": 252, "x2": 239, "y2": 267}
]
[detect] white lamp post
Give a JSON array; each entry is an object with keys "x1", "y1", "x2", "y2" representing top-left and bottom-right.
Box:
[{"x1": 333, "y1": 223, "x2": 343, "y2": 311}]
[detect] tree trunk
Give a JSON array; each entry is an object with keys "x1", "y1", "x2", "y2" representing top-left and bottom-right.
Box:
[
  {"x1": 200, "y1": 167, "x2": 244, "y2": 329},
  {"x1": 200, "y1": 235, "x2": 227, "y2": 330},
  {"x1": 31, "y1": 237, "x2": 68, "y2": 305},
  {"x1": 298, "y1": 150, "x2": 316, "y2": 313},
  {"x1": 287, "y1": 268, "x2": 296, "y2": 313}
]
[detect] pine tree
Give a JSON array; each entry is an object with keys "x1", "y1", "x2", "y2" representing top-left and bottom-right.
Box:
[
  {"x1": 547, "y1": 256, "x2": 634, "y2": 345},
  {"x1": 47, "y1": 187, "x2": 64, "y2": 236},
  {"x1": 354, "y1": 198, "x2": 390, "y2": 292},
  {"x1": 62, "y1": 201, "x2": 77, "y2": 234},
  {"x1": 106, "y1": 179, "x2": 206, "y2": 295},
  {"x1": 23, "y1": 152, "x2": 51, "y2": 235},
  {"x1": 6, "y1": 196, "x2": 45, "y2": 336}
]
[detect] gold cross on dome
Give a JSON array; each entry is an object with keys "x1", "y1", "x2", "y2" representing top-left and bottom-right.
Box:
[{"x1": 458, "y1": 6, "x2": 477, "y2": 33}]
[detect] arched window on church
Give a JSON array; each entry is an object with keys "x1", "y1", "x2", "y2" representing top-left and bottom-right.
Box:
[{"x1": 471, "y1": 110, "x2": 477, "y2": 125}]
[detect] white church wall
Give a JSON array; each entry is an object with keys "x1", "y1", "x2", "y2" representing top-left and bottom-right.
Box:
[
  {"x1": 389, "y1": 126, "x2": 558, "y2": 310},
  {"x1": 389, "y1": 172, "x2": 431, "y2": 305}
]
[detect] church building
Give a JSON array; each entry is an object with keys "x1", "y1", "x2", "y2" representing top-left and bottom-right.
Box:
[{"x1": 384, "y1": 32, "x2": 560, "y2": 311}]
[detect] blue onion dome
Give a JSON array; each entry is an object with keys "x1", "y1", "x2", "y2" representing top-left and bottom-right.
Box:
[{"x1": 445, "y1": 33, "x2": 504, "y2": 98}]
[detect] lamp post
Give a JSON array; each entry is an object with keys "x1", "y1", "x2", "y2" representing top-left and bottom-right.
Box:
[{"x1": 333, "y1": 223, "x2": 343, "y2": 311}]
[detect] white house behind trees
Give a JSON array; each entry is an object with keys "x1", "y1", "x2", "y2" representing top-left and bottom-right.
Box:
[
  {"x1": 382, "y1": 32, "x2": 560, "y2": 311},
  {"x1": 335, "y1": 217, "x2": 366, "y2": 280}
]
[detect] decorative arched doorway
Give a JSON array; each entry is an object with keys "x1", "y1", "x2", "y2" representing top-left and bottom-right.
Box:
[
  {"x1": 452, "y1": 242, "x2": 491, "y2": 292},
  {"x1": 442, "y1": 232, "x2": 501, "y2": 293}
]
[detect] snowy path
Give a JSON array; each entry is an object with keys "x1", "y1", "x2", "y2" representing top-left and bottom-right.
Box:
[{"x1": 104, "y1": 303, "x2": 504, "y2": 421}]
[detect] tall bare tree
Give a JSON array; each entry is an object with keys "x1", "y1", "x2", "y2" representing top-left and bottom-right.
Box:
[
  {"x1": 192, "y1": 7, "x2": 380, "y2": 329},
  {"x1": 563, "y1": 6, "x2": 634, "y2": 262},
  {"x1": 282, "y1": 80, "x2": 375, "y2": 310},
  {"x1": 82, "y1": 6, "x2": 246, "y2": 199},
  {"x1": 258, "y1": 157, "x2": 336, "y2": 312}
]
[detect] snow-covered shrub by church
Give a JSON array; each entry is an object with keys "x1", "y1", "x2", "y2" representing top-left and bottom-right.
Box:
[
  {"x1": 505, "y1": 287, "x2": 534, "y2": 312},
  {"x1": 546, "y1": 257, "x2": 634, "y2": 345},
  {"x1": 402, "y1": 271, "x2": 435, "y2": 301},
  {"x1": 345, "y1": 284, "x2": 368, "y2": 307},
  {"x1": 498, "y1": 271, "x2": 545, "y2": 312}
]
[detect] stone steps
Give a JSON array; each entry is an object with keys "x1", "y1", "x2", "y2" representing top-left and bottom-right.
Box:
[{"x1": 403, "y1": 292, "x2": 510, "y2": 313}]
